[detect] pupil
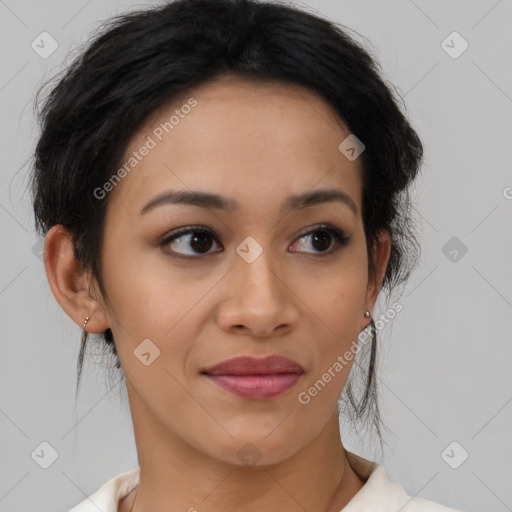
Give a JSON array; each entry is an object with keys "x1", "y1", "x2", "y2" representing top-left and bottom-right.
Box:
[
  {"x1": 191, "y1": 232, "x2": 212, "y2": 253},
  {"x1": 312, "y1": 231, "x2": 331, "y2": 251}
]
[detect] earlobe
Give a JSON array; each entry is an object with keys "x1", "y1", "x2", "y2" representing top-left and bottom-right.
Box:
[{"x1": 44, "y1": 224, "x2": 109, "y2": 334}]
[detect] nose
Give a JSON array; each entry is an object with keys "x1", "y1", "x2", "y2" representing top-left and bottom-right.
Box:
[{"x1": 215, "y1": 246, "x2": 300, "y2": 338}]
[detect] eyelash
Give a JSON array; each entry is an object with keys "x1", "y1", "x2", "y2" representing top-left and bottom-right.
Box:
[{"x1": 159, "y1": 223, "x2": 350, "y2": 260}]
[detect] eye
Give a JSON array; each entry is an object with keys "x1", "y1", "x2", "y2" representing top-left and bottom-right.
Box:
[
  {"x1": 159, "y1": 223, "x2": 350, "y2": 259},
  {"x1": 289, "y1": 224, "x2": 350, "y2": 255},
  {"x1": 159, "y1": 226, "x2": 222, "y2": 258}
]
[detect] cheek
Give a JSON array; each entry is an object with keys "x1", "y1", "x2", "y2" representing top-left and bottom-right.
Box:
[
  {"x1": 99, "y1": 241, "x2": 185, "y2": 332},
  {"x1": 301, "y1": 257, "x2": 367, "y2": 384},
  {"x1": 308, "y1": 256, "x2": 367, "y2": 331},
  {"x1": 99, "y1": 250, "x2": 215, "y2": 378}
]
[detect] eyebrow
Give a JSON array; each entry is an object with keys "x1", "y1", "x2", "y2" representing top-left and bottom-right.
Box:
[{"x1": 139, "y1": 188, "x2": 358, "y2": 216}]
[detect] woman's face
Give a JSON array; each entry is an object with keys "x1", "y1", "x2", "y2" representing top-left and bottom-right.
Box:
[{"x1": 94, "y1": 74, "x2": 389, "y2": 466}]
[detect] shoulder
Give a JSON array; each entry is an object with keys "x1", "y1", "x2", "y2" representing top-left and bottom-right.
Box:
[
  {"x1": 344, "y1": 452, "x2": 464, "y2": 512},
  {"x1": 67, "y1": 467, "x2": 140, "y2": 512}
]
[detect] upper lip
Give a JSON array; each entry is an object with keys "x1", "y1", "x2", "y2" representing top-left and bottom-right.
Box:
[{"x1": 202, "y1": 355, "x2": 304, "y2": 376}]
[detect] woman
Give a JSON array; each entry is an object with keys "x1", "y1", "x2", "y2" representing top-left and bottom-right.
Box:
[{"x1": 31, "y1": 0, "x2": 463, "y2": 510}]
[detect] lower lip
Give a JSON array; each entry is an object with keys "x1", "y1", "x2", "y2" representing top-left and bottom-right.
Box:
[{"x1": 205, "y1": 373, "x2": 303, "y2": 399}]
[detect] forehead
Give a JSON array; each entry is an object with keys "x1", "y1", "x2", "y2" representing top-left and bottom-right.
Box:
[{"x1": 106, "y1": 75, "x2": 363, "y2": 219}]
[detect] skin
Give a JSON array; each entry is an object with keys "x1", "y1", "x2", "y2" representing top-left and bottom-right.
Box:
[{"x1": 45, "y1": 74, "x2": 391, "y2": 512}]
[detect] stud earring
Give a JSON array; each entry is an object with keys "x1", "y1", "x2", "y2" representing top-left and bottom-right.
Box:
[
  {"x1": 363, "y1": 310, "x2": 371, "y2": 318},
  {"x1": 83, "y1": 316, "x2": 90, "y2": 331}
]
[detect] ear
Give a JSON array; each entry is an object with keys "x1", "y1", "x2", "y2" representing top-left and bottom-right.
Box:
[
  {"x1": 360, "y1": 228, "x2": 391, "y2": 330},
  {"x1": 44, "y1": 224, "x2": 109, "y2": 334}
]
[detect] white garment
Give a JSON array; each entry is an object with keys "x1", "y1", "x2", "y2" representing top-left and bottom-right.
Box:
[{"x1": 68, "y1": 451, "x2": 463, "y2": 512}]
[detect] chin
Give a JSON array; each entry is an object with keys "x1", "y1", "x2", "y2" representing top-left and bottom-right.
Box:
[{"x1": 199, "y1": 431, "x2": 301, "y2": 468}]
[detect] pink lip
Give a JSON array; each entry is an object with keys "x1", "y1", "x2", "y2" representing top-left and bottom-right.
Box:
[
  {"x1": 205, "y1": 373, "x2": 303, "y2": 399},
  {"x1": 203, "y1": 355, "x2": 304, "y2": 376},
  {"x1": 202, "y1": 355, "x2": 304, "y2": 400}
]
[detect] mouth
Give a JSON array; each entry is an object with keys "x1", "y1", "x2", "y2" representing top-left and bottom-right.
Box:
[{"x1": 201, "y1": 355, "x2": 304, "y2": 400}]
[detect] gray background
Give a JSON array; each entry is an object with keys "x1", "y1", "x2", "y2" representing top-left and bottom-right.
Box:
[{"x1": 1, "y1": 0, "x2": 511, "y2": 511}]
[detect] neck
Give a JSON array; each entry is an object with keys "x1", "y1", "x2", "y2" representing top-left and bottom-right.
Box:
[{"x1": 122, "y1": 383, "x2": 367, "y2": 512}]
